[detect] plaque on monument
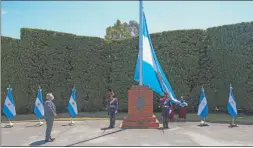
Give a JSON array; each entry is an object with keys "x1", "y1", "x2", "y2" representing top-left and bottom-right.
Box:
[{"x1": 121, "y1": 86, "x2": 159, "y2": 128}]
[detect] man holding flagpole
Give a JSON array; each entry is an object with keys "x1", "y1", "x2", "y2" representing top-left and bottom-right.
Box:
[
  {"x1": 67, "y1": 86, "x2": 78, "y2": 125},
  {"x1": 34, "y1": 86, "x2": 44, "y2": 126},
  {"x1": 197, "y1": 87, "x2": 208, "y2": 126},
  {"x1": 227, "y1": 84, "x2": 238, "y2": 127},
  {"x1": 3, "y1": 85, "x2": 16, "y2": 127}
]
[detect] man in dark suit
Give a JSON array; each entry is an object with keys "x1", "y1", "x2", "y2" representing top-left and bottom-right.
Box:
[{"x1": 44, "y1": 93, "x2": 57, "y2": 142}]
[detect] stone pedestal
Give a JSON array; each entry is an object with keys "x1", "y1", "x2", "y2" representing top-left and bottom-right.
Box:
[{"x1": 121, "y1": 86, "x2": 159, "y2": 129}]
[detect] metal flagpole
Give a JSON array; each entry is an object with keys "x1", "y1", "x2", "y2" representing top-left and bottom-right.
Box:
[
  {"x1": 38, "y1": 86, "x2": 43, "y2": 126},
  {"x1": 8, "y1": 119, "x2": 13, "y2": 127},
  {"x1": 69, "y1": 85, "x2": 75, "y2": 126},
  {"x1": 8, "y1": 84, "x2": 14, "y2": 127},
  {"x1": 139, "y1": 0, "x2": 143, "y2": 86},
  {"x1": 39, "y1": 118, "x2": 43, "y2": 126},
  {"x1": 230, "y1": 117, "x2": 238, "y2": 127},
  {"x1": 69, "y1": 117, "x2": 74, "y2": 126}
]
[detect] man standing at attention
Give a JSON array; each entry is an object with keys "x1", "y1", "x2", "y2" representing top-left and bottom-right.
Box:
[
  {"x1": 44, "y1": 93, "x2": 57, "y2": 142},
  {"x1": 159, "y1": 92, "x2": 171, "y2": 129},
  {"x1": 107, "y1": 89, "x2": 119, "y2": 128}
]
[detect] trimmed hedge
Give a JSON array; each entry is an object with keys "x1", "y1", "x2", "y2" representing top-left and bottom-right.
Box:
[
  {"x1": 1, "y1": 21, "x2": 253, "y2": 114},
  {"x1": 1, "y1": 37, "x2": 28, "y2": 113},
  {"x1": 203, "y1": 22, "x2": 253, "y2": 112},
  {"x1": 2, "y1": 29, "x2": 109, "y2": 114}
]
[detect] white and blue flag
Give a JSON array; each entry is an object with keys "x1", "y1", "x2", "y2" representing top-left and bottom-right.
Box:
[
  {"x1": 227, "y1": 85, "x2": 237, "y2": 117},
  {"x1": 34, "y1": 88, "x2": 44, "y2": 119},
  {"x1": 197, "y1": 88, "x2": 208, "y2": 118},
  {"x1": 3, "y1": 87, "x2": 16, "y2": 119},
  {"x1": 67, "y1": 88, "x2": 78, "y2": 117},
  {"x1": 134, "y1": 11, "x2": 187, "y2": 106}
]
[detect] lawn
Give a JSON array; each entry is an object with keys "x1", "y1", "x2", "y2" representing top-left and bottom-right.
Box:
[{"x1": 1, "y1": 112, "x2": 253, "y2": 125}]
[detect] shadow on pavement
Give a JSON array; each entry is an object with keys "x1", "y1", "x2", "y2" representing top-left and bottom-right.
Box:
[
  {"x1": 30, "y1": 140, "x2": 46, "y2": 146},
  {"x1": 100, "y1": 127, "x2": 113, "y2": 130},
  {"x1": 2, "y1": 125, "x2": 14, "y2": 128},
  {"x1": 26, "y1": 124, "x2": 44, "y2": 128},
  {"x1": 66, "y1": 128, "x2": 126, "y2": 146}
]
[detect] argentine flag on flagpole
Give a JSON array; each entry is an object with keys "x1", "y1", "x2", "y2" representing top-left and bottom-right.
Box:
[
  {"x1": 227, "y1": 84, "x2": 237, "y2": 117},
  {"x1": 3, "y1": 86, "x2": 16, "y2": 120},
  {"x1": 134, "y1": 6, "x2": 187, "y2": 107},
  {"x1": 67, "y1": 87, "x2": 78, "y2": 118},
  {"x1": 197, "y1": 87, "x2": 208, "y2": 119},
  {"x1": 34, "y1": 87, "x2": 44, "y2": 119}
]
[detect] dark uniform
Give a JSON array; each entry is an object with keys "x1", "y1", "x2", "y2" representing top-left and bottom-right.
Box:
[
  {"x1": 160, "y1": 96, "x2": 171, "y2": 129},
  {"x1": 44, "y1": 99, "x2": 57, "y2": 141},
  {"x1": 107, "y1": 98, "x2": 119, "y2": 128}
]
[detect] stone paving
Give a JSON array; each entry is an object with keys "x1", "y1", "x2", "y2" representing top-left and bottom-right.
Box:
[{"x1": 1, "y1": 120, "x2": 253, "y2": 146}]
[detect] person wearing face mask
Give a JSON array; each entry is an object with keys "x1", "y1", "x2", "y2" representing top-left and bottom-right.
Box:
[{"x1": 44, "y1": 93, "x2": 57, "y2": 142}]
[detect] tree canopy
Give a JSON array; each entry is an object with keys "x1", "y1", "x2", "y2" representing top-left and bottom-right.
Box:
[{"x1": 105, "y1": 19, "x2": 139, "y2": 40}]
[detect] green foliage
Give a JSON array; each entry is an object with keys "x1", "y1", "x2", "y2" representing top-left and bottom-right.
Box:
[
  {"x1": 1, "y1": 21, "x2": 253, "y2": 114},
  {"x1": 2, "y1": 28, "x2": 109, "y2": 114},
  {"x1": 105, "y1": 19, "x2": 139, "y2": 40},
  {"x1": 203, "y1": 22, "x2": 253, "y2": 112}
]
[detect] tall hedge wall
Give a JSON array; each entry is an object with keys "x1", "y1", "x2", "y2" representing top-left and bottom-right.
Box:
[
  {"x1": 1, "y1": 37, "x2": 27, "y2": 113},
  {"x1": 2, "y1": 29, "x2": 109, "y2": 114},
  {"x1": 203, "y1": 22, "x2": 253, "y2": 112},
  {"x1": 1, "y1": 21, "x2": 253, "y2": 114}
]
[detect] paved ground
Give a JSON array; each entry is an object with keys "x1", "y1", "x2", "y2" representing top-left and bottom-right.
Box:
[{"x1": 1, "y1": 120, "x2": 253, "y2": 146}]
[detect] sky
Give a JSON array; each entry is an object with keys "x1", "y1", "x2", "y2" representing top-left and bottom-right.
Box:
[{"x1": 2, "y1": 1, "x2": 253, "y2": 39}]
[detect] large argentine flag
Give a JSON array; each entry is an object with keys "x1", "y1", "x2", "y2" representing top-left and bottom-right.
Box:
[
  {"x1": 227, "y1": 85, "x2": 237, "y2": 117},
  {"x1": 3, "y1": 88, "x2": 16, "y2": 119},
  {"x1": 67, "y1": 88, "x2": 78, "y2": 117},
  {"x1": 134, "y1": 12, "x2": 186, "y2": 106},
  {"x1": 34, "y1": 88, "x2": 44, "y2": 118},
  {"x1": 197, "y1": 88, "x2": 208, "y2": 118}
]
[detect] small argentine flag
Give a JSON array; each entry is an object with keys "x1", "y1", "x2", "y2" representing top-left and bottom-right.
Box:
[
  {"x1": 3, "y1": 87, "x2": 16, "y2": 119},
  {"x1": 34, "y1": 87, "x2": 44, "y2": 119},
  {"x1": 227, "y1": 84, "x2": 237, "y2": 117},
  {"x1": 197, "y1": 87, "x2": 208, "y2": 118},
  {"x1": 67, "y1": 87, "x2": 78, "y2": 117}
]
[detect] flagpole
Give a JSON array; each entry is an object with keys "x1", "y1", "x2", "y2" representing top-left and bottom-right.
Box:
[
  {"x1": 37, "y1": 86, "x2": 43, "y2": 126},
  {"x1": 8, "y1": 119, "x2": 13, "y2": 127},
  {"x1": 139, "y1": 0, "x2": 143, "y2": 86},
  {"x1": 229, "y1": 83, "x2": 238, "y2": 128},
  {"x1": 69, "y1": 85, "x2": 75, "y2": 126},
  {"x1": 70, "y1": 117, "x2": 74, "y2": 125},
  {"x1": 7, "y1": 84, "x2": 14, "y2": 127}
]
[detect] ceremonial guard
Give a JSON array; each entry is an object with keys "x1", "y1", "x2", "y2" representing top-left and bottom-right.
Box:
[
  {"x1": 159, "y1": 92, "x2": 171, "y2": 129},
  {"x1": 107, "y1": 89, "x2": 119, "y2": 128},
  {"x1": 178, "y1": 96, "x2": 187, "y2": 119}
]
